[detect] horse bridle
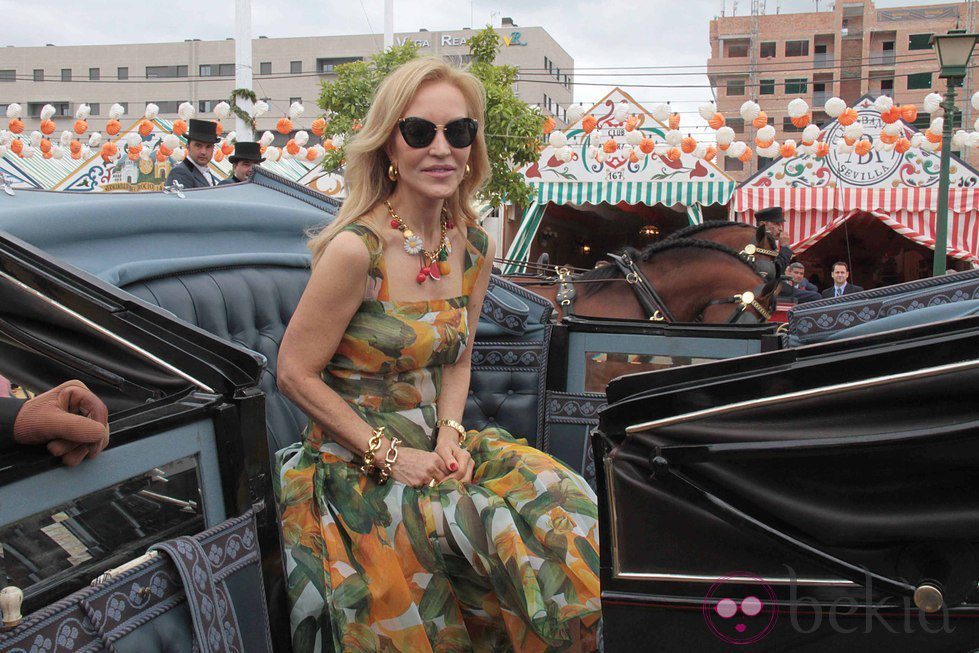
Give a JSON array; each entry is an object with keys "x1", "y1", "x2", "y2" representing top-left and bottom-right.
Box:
[
  {"x1": 555, "y1": 254, "x2": 772, "y2": 324},
  {"x1": 738, "y1": 242, "x2": 780, "y2": 280}
]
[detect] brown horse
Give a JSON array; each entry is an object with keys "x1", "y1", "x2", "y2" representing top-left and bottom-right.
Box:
[
  {"x1": 507, "y1": 239, "x2": 780, "y2": 323},
  {"x1": 667, "y1": 221, "x2": 780, "y2": 280}
]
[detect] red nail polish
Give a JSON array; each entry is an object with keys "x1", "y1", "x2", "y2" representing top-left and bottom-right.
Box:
[{"x1": 450, "y1": 463, "x2": 458, "y2": 471}]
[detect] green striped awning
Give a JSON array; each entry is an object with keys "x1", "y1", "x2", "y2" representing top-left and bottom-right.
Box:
[{"x1": 533, "y1": 180, "x2": 736, "y2": 207}]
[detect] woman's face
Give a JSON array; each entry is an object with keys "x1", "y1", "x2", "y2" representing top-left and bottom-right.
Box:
[{"x1": 388, "y1": 81, "x2": 472, "y2": 201}]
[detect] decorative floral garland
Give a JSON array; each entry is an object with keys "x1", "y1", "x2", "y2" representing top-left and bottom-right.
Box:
[{"x1": 229, "y1": 88, "x2": 258, "y2": 129}]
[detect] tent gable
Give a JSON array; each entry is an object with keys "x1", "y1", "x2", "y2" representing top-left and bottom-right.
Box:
[{"x1": 741, "y1": 94, "x2": 979, "y2": 190}]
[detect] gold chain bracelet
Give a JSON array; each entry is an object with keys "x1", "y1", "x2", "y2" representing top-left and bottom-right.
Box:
[
  {"x1": 435, "y1": 418, "x2": 467, "y2": 446},
  {"x1": 360, "y1": 426, "x2": 385, "y2": 475},
  {"x1": 376, "y1": 437, "x2": 401, "y2": 484}
]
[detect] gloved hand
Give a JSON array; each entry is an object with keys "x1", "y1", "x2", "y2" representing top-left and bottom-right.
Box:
[{"x1": 13, "y1": 380, "x2": 110, "y2": 466}]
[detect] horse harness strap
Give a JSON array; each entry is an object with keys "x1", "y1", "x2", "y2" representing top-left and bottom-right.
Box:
[
  {"x1": 739, "y1": 243, "x2": 779, "y2": 261},
  {"x1": 606, "y1": 253, "x2": 675, "y2": 322},
  {"x1": 555, "y1": 266, "x2": 578, "y2": 313},
  {"x1": 701, "y1": 283, "x2": 773, "y2": 323}
]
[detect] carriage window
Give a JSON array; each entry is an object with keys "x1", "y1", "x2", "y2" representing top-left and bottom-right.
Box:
[
  {"x1": 584, "y1": 351, "x2": 721, "y2": 393},
  {"x1": 0, "y1": 456, "x2": 204, "y2": 600}
]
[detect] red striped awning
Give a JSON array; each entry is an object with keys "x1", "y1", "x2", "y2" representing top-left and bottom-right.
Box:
[{"x1": 732, "y1": 186, "x2": 979, "y2": 263}]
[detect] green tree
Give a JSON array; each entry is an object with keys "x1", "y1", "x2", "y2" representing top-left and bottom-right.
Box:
[{"x1": 317, "y1": 27, "x2": 544, "y2": 209}]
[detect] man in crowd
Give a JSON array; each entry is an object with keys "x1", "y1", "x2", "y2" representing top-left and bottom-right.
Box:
[
  {"x1": 0, "y1": 380, "x2": 110, "y2": 466},
  {"x1": 754, "y1": 207, "x2": 792, "y2": 277},
  {"x1": 166, "y1": 119, "x2": 220, "y2": 188},
  {"x1": 218, "y1": 141, "x2": 265, "y2": 185},
  {"x1": 783, "y1": 261, "x2": 821, "y2": 303},
  {"x1": 822, "y1": 261, "x2": 864, "y2": 298}
]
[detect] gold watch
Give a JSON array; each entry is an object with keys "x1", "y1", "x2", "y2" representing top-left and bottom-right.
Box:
[{"x1": 435, "y1": 418, "x2": 467, "y2": 446}]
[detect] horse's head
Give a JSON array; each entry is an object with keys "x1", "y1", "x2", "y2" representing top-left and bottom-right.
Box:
[
  {"x1": 736, "y1": 224, "x2": 779, "y2": 281},
  {"x1": 699, "y1": 276, "x2": 781, "y2": 323}
]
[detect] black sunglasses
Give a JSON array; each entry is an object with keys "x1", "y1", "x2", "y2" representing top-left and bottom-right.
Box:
[{"x1": 398, "y1": 117, "x2": 479, "y2": 149}]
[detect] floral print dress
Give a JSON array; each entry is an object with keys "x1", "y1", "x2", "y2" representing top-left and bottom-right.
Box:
[{"x1": 274, "y1": 223, "x2": 601, "y2": 653}]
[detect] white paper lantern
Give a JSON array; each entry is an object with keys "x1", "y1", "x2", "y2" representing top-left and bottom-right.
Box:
[
  {"x1": 265, "y1": 146, "x2": 281, "y2": 162},
  {"x1": 88, "y1": 132, "x2": 102, "y2": 148},
  {"x1": 5, "y1": 103, "x2": 21, "y2": 119},
  {"x1": 969, "y1": 132, "x2": 979, "y2": 149},
  {"x1": 952, "y1": 129, "x2": 969, "y2": 151},
  {"x1": 59, "y1": 130, "x2": 73, "y2": 146},
  {"x1": 557, "y1": 145, "x2": 573, "y2": 162},
  {"x1": 171, "y1": 148, "x2": 186, "y2": 163},
  {"x1": 836, "y1": 140, "x2": 853, "y2": 154},
  {"x1": 162, "y1": 134, "x2": 180, "y2": 150},
  {"x1": 882, "y1": 123, "x2": 903, "y2": 137},
  {"x1": 29, "y1": 131, "x2": 42, "y2": 147},
  {"x1": 802, "y1": 124, "x2": 821, "y2": 144},
  {"x1": 22, "y1": 145, "x2": 35, "y2": 159},
  {"x1": 40, "y1": 104, "x2": 56, "y2": 121},
  {"x1": 288, "y1": 101, "x2": 305, "y2": 120},
  {"x1": 824, "y1": 97, "x2": 846, "y2": 118},
  {"x1": 652, "y1": 104, "x2": 671, "y2": 122},
  {"x1": 595, "y1": 149, "x2": 608, "y2": 163},
  {"x1": 787, "y1": 98, "x2": 809, "y2": 119},
  {"x1": 0, "y1": 145, "x2": 7, "y2": 157},
  {"x1": 332, "y1": 133, "x2": 345, "y2": 148},
  {"x1": 930, "y1": 117, "x2": 944, "y2": 134},
  {"x1": 921, "y1": 139, "x2": 941, "y2": 153},
  {"x1": 178, "y1": 102, "x2": 196, "y2": 121},
  {"x1": 548, "y1": 131, "x2": 567, "y2": 149},
  {"x1": 923, "y1": 93, "x2": 942, "y2": 114},
  {"x1": 757, "y1": 143, "x2": 779, "y2": 158},
  {"x1": 566, "y1": 104, "x2": 585, "y2": 125},
  {"x1": 259, "y1": 131, "x2": 275, "y2": 147},
  {"x1": 844, "y1": 123, "x2": 864, "y2": 141},
  {"x1": 664, "y1": 130, "x2": 681, "y2": 146},
  {"x1": 910, "y1": 133, "x2": 926, "y2": 148},
  {"x1": 693, "y1": 144, "x2": 707, "y2": 159},
  {"x1": 739, "y1": 100, "x2": 760, "y2": 122},
  {"x1": 756, "y1": 125, "x2": 776, "y2": 143},
  {"x1": 873, "y1": 95, "x2": 894, "y2": 113},
  {"x1": 698, "y1": 103, "x2": 717, "y2": 121},
  {"x1": 613, "y1": 101, "x2": 629, "y2": 122},
  {"x1": 144, "y1": 103, "x2": 160, "y2": 120},
  {"x1": 75, "y1": 104, "x2": 91, "y2": 121},
  {"x1": 109, "y1": 103, "x2": 126, "y2": 120},
  {"x1": 50, "y1": 146, "x2": 63, "y2": 160},
  {"x1": 214, "y1": 102, "x2": 232, "y2": 120},
  {"x1": 727, "y1": 141, "x2": 747, "y2": 159},
  {"x1": 250, "y1": 100, "x2": 270, "y2": 119},
  {"x1": 0, "y1": 131, "x2": 11, "y2": 146},
  {"x1": 625, "y1": 129, "x2": 643, "y2": 147},
  {"x1": 716, "y1": 126, "x2": 735, "y2": 146}
]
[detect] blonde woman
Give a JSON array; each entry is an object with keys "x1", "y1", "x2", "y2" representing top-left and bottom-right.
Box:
[{"x1": 275, "y1": 57, "x2": 601, "y2": 652}]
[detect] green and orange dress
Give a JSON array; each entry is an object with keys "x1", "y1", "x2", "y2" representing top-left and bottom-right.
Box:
[{"x1": 274, "y1": 223, "x2": 601, "y2": 652}]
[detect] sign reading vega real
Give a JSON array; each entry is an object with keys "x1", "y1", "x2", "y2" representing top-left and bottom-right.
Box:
[{"x1": 396, "y1": 30, "x2": 527, "y2": 49}]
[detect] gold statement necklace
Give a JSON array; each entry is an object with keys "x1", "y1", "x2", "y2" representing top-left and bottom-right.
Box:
[{"x1": 384, "y1": 200, "x2": 453, "y2": 284}]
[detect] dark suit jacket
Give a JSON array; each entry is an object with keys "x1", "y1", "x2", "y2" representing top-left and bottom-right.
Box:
[
  {"x1": 165, "y1": 159, "x2": 213, "y2": 189},
  {"x1": 217, "y1": 176, "x2": 241, "y2": 186},
  {"x1": 0, "y1": 396, "x2": 24, "y2": 451},
  {"x1": 821, "y1": 282, "x2": 864, "y2": 299},
  {"x1": 774, "y1": 244, "x2": 792, "y2": 278}
]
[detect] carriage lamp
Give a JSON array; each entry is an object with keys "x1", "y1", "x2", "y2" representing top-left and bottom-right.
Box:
[
  {"x1": 639, "y1": 224, "x2": 660, "y2": 239},
  {"x1": 931, "y1": 29, "x2": 978, "y2": 276},
  {"x1": 581, "y1": 244, "x2": 592, "y2": 254}
]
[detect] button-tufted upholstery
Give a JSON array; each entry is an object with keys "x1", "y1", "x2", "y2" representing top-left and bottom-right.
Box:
[{"x1": 121, "y1": 262, "x2": 555, "y2": 456}]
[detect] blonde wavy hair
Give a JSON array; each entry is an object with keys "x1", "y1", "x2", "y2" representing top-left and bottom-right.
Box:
[{"x1": 308, "y1": 57, "x2": 490, "y2": 268}]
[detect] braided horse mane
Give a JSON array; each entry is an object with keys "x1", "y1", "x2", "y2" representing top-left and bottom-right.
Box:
[
  {"x1": 578, "y1": 238, "x2": 759, "y2": 295},
  {"x1": 667, "y1": 220, "x2": 760, "y2": 241}
]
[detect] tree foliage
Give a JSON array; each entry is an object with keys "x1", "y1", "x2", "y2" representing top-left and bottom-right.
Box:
[{"x1": 317, "y1": 27, "x2": 544, "y2": 209}]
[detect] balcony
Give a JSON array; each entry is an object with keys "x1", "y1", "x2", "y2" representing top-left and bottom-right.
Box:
[
  {"x1": 869, "y1": 52, "x2": 896, "y2": 67},
  {"x1": 813, "y1": 91, "x2": 832, "y2": 106},
  {"x1": 841, "y1": 28, "x2": 863, "y2": 40},
  {"x1": 814, "y1": 53, "x2": 834, "y2": 68}
]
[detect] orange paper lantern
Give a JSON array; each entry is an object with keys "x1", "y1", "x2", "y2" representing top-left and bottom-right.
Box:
[
  {"x1": 738, "y1": 146, "x2": 753, "y2": 163},
  {"x1": 306, "y1": 148, "x2": 318, "y2": 162},
  {"x1": 8, "y1": 118, "x2": 24, "y2": 134},
  {"x1": 779, "y1": 142, "x2": 797, "y2": 158},
  {"x1": 9, "y1": 140, "x2": 23, "y2": 155},
  {"x1": 900, "y1": 105, "x2": 918, "y2": 123},
  {"x1": 69, "y1": 140, "x2": 82, "y2": 155},
  {"x1": 854, "y1": 140, "x2": 872, "y2": 156},
  {"x1": 542, "y1": 116, "x2": 556, "y2": 134},
  {"x1": 704, "y1": 145, "x2": 718, "y2": 162},
  {"x1": 100, "y1": 142, "x2": 117, "y2": 162},
  {"x1": 39, "y1": 139, "x2": 52, "y2": 153},
  {"x1": 625, "y1": 115, "x2": 639, "y2": 132},
  {"x1": 138, "y1": 120, "x2": 153, "y2": 137},
  {"x1": 667, "y1": 147, "x2": 682, "y2": 161},
  {"x1": 214, "y1": 121, "x2": 223, "y2": 137},
  {"x1": 926, "y1": 130, "x2": 942, "y2": 144},
  {"x1": 127, "y1": 144, "x2": 142, "y2": 161},
  {"x1": 681, "y1": 135, "x2": 697, "y2": 154},
  {"x1": 73, "y1": 119, "x2": 88, "y2": 135},
  {"x1": 172, "y1": 119, "x2": 187, "y2": 136},
  {"x1": 879, "y1": 131, "x2": 899, "y2": 145},
  {"x1": 311, "y1": 117, "x2": 327, "y2": 137},
  {"x1": 323, "y1": 139, "x2": 336, "y2": 151},
  {"x1": 639, "y1": 137, "x2": 654, "y2": 154},
  {"x1": 106, "y1": 119, "x2": 122, "y2": 136},
  {"x1": 881, "y1": 106, "x2": 902, "y2": 124},
  {"x1": 628, "y1": 150, "x2": 639, "y2": 164},
  {"x1": 668, "y1": 113, "x2": 681, "y2": 131},
  {"x1": 602, "y1": 139, "x2": 618, "y2": 154},
  {"x1": 276, "y1": 118, "x2": 294, "y2": 135},
  {"x1": 752, "y1": 111, "x2": 768, "y2": 129},
  {"x1": 214, "y1": 149, "x2": 225, "y2": 162},
  {"x1": 221, "y1": 142, "x2": 234, "y2": 156},
  {"x1": 790, "y1": 114, "x2": 811, "y2": 129},
  {"x1": 39, "y1": 119, "x2": 56, "y2": 135},
  {"x1": 42, "y1": 151, "x2": 53, "y2": 159},
  {"x1": 844, "y1": 136, "x2": 856, "y2": 147},
  {"x1": 708, "y1": 113, "x2": 726, "y2": 130},
  {"x1": 285, "y1": 139, "x2": 301, "y2": 155},
  {"x1": 581, "y1": 115, "x2": 598, "y2": 134},
  {"x1": 838, "y1": 108, "x2": 858, "y2": 126},
  {"x1": 156, "y1": 150, "x2": 168, "y2": 163},
  {"x1": 159, "y1": 144, "x2": 173, "y2": 156},
  {"x1": 71, "y1": 150, "x2": 81, "y2": 160},
  {"x1": 895, "y1": 137, "x2": 912, "y2": 154},
  {"x1": 755, "y1": 137, "x2": 774, "y2": 148}
]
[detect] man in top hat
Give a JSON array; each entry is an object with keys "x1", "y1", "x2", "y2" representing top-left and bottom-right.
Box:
[
  {"x1": 166, "y1": 118, "x2": 219, "y2": 189},
  {"x1": 218, "y1": 141, "x2": 265, "y2": 185},
  {"x1": 755, "y1": 206, "x2": 792, "y2": 277}
]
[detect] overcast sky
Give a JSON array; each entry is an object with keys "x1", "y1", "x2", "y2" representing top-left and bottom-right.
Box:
[{"x1": 0, "y1": 0, "x2": 956, "y2": 134}]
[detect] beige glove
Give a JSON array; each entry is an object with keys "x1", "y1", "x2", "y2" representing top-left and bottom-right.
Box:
[{"x1": 13, "y1": 380, "x2": 110, "y2": 466}]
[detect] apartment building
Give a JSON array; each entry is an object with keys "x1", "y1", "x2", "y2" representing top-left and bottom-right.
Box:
[
  {"x1": 708, "y1": 0, "x2": 975, "y2": 180},
  {"x1": 0, "y1": 19, "x2": 573, "y2": 138}
]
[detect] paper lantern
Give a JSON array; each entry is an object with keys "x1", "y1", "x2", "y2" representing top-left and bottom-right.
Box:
[
  {"x1": 698, "y1": 103, "x2": 717, "y2": 121},
  {"x1": 5, "y1": 103, "x2": 21, "y2": 119},
  {"x1": 38, "y1": 139, "x2": 52, "y2": 153},
  {"x1": 895, "y1": 137, "x2": 911, "y2": 154},
  {"x1": 178, "y1": 102, "x2": 196, "y2": 121},
  {"x1": 88, "y1": 132, "x2": 102, "y2": 148},
  {"x1": 310, "y1": 118, "x2": 327, "y2": 138},
  {"x1": 757, "y1": 142, "x2": 779, "y2": 158},
  {"x1": 824, "y1": 97, "x2": 847, "y2": 118},
  {"x1": 213, "y1": 149, "x2": 225, "y2": 162},
  {"x1": 923, "y1": 93, "x2": 942, "y2": 114},
  {"x1": 901, "y1": 105, "x2": 918, "y2": 123},
  {"x1": 628, "y1": 149, "x2": 639, "y2": 164},
  {"x1": 8, "y1": 119, "x2": 23, "y2": 134},
  {"x1": 294, "y1": 130, "x2": 310, "y2": 147},
  {"x1": 625, "y1": 115, "x2": 639, "y2": 132},
  {"x1": 613, "y1": 101, "x2": 629, "y2": 122},
  {"x1": 221, "y1": 141, "x2": 234, "y2": 156},
  {"x1": 738, "y1": 146, "x2": 753, "y2": 163},
  {"x1": 566, "y1": 104, "x2": 585, "y2": 125},
  {"x1": 668, "y1": 113, "x2": 681, "y2": 131},
  {"x1": 100, "y1": 142, "x2": 118, "y2": 162},
  {"x1": 171, "y1": 148, "x2": 187, "y2": 163},
  {"x1": 105, "y1": 119, "x2": 121, "y2": 136},
  {"x1": 9, "y1": 139, "x2": 22, "y2": 155},
  {"x1": 40, "y1": 104, "x2": 56, "y2": 121},
  {"x1": 69, "y1": 140, "x2": 82, "y2": 155},
  {"x1": 716, "y1": 126, "x2": 735, "y2": 147},
  {"x1": 286, "y1": 139, "x2": 300, "y2": 155},
  {"x1": 752, "y1": 111, "x2": 768, "y2": 130},
  {"x1": 727, "y1": 141, "x2": 747, "y2": 159},
  {"x1": 549, "y1": 131, "x2": 568, "y2": 148},
  {"x1": 108, "y1": 103, "x2": 125, "y2": 120},
  {"x1": 29, "y1": 131, "x2": 42, "y2": 147},
  {"x1": 542, "y1": 116, "x2": 556, "y2": 135},
  {"x1": 639, "y1": 137, "x2": 655, "y2": 154},
  {"x1": 791, "y1": 114, "x2": 811, "y2": 129},
  {"x1": 844, "y1": 123, "x2": 864, "y2": 141},
  {"x1": 251, "y1": 100, "x2": 270, "y2": 119},
  {"x1": 801, "y1": 124, "x2": 821, "y2": 145},
  {"x1": 787, "y1": 98, "x2": 809, "y2": 118},
  {"x1": 667, "y1": 147, "x2": 682, "y2": 161},
  {"x1": 156, "y1": 150, "x2": 168, "y2": 163},
  {"x1": 664, "y1": 129, "x2": 681, "y2": 147},
  {"x1": 704, "y1": 145, "x2": 718, "y2": 162},
  {"x1": 652, "y1": 104, "x2": 671, "y2": 122},
  {"x1": 259, "y1": 131, "x2": 275, "y2": 147},
  {"x1": 779, "y1": 140, "x2": 797, "y2": 158},
  {"x1": 213, "y1": 102, "x2": 231, "y2": 121},
  {"x1": 625, "y1": 129, "x2": 643, "y2": 147},
  {"x1": 581, "y1": 115, "x2": 597, "y2": 134},
  {"x1": 926, "y1": 129, "x2": 942, "y2": 144},
  {"x1": 159, "y1": 144, "x2": 173, "y2": 157},
  {"x1": 838, "y1": 108, "x2": 859, "y2": 126},
  {"x1": 881, "y1": 106, "x2": 902, "y2": 124},
  {"x1": 756, "y1": 124, "x2": 775, "y2": 143},
  {"x1": 879, "y1": 131, "x2": 899, "y2": 145},
  {"x1": 739, "y1": 100, "x2": 760, "y2": 122},
  {"x1": 288, "y1": 101, "x2": 305, "y2": 120},
  {"x1": 854, "y1": 140, "x2": 871, "y2": 156},
  {"x1": 951, "y1": 129, "x2": 969, "y2": 151},
  {"x1": 39, "y1": 120, "x2": 56, "y2": 135},
  {"x1": 144, "y1": 103, "x2": 160, "y2": 120},
  {"x1": 137, "y1": 120, "x2": 153, "y2": 137},
  {"x1": 214, "y1": 121, "x2": 223, "y2": 137},
  {"x1": 873, "y1": 95, "x2": 894, "y2": 113},
  {"x1": 930, "y1": 117, "x2": 944, "y2": 134},
  {"x1": 708, "y1": 113, "x2": 726, "y2": 130},
  {"x1": 681, "y1": 135, "x2": 697, "y2": 154}
]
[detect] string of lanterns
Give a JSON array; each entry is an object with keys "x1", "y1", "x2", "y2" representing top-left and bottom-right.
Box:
[
  {"x1": 0, "y1": 100, "x2": 339, "y2": 167},
  {"x1": 543, "y1": 91, "x2": 979, "y2": 164}
]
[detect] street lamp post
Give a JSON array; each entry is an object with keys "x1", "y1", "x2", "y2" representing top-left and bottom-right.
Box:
[{"x1": 930, "y1": 29, "x2": 978, "y2": 276}]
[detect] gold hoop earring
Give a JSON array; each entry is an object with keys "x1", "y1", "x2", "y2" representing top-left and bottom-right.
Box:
[
  {"x1": 463, "y1": 164, "x2": 471, "y2": 179},
  {"x1": 387, "y1": 163, "x2": 399, "y2": 182}
]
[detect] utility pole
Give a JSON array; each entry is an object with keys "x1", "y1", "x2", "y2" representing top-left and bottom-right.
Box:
[
  {"x1": 234, "y1": 0, "x2": 254, "y2": 141},
  {"x1": 384, "y1": 0, "x2": 394, "y2": 50},
  {"x1": 748, "y1": 0, "x2": 764, "y2": 176}
]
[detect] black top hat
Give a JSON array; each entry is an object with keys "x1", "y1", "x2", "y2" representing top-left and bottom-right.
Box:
[
  {"x1": 755, "y1": 207, "x2": 785, "y2": 224},
  {"x1": 184, "y1": 118, "x2": 220, "y2": 144},
  {"x1": 228, "y1": 141, "x2": 265, "y2": 163}
]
